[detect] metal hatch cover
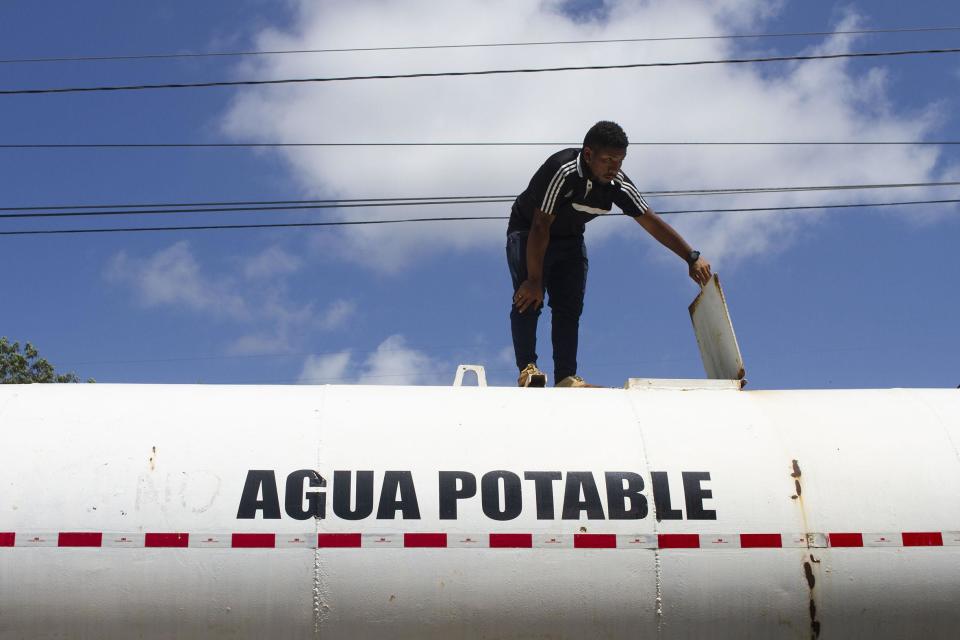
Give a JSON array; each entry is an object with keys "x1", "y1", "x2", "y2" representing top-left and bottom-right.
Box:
[{"x1": 689, "y1": 273, "x2": 746, "y2": 383}]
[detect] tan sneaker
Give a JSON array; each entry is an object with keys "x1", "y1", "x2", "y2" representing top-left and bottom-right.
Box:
[
  {"x1": 556, "y1": 375, "x2": 594, "y2": 388},
  {"x1": 518, "y1": 363, "x2": 547, "y2": 388}
]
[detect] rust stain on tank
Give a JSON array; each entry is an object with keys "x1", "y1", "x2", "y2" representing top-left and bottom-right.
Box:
[
  {"x1": 148, "y1": 446, "x2": 157, "y2": 472},
  {"x1": 803, "y1": 560, "x2": 822, "y2": 639},
  {"x1": 790, "y1": 460, "x2": 807, "y2": 524},
  {"x1": 790, "y1": 460, "x2": 803, "y2": 498},
  {"x1": 809, "y1": 600, "x2": 821, "y2": 639},
  {"x1": 803, "y1": 562, "x2": 815, "y2": 589},
  {"x1": 792, "y1": 459, "x2": 821, "y2": 640}
]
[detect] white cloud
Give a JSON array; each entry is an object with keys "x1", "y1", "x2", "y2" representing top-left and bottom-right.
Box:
[
  {"x1": 220, "y1": 0, "x2": 957, "y2": 270},
  {"x1": 318, "y1": 299, "x2": 356, "y2": 331},
  {"x1": 357, "y1": 335, "x2": 438, "y2": 385},
  {"x1": 244, "y1": 245, "x2": 303, "y2": 279},
  {"x1": 106, "y1": 241, "x2": 355, "y2": 355},
  {"x1": 298, "y1": 350, "x2": 352, "y2": 384},
  {"x1": 298, "y1": 334, "x2": 445, "y2": 385},
  {"x1": 106, "y1": 241, "x2": 248, "y2": 319}
]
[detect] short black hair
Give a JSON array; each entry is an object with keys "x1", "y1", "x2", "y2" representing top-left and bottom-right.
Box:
[{"x1": 583, "y1": 121, "x2": 628, "y2": 150}]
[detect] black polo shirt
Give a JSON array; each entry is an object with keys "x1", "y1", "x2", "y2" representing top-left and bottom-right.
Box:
[{"x1": 507, "y1": 147, "x2": 650, "y2": 237}]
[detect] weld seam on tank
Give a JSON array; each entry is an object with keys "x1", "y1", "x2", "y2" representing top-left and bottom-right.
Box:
[
  {"x1": 314, "y1": 388, "x2": 328, "y2": 636},
  {"x1": 654, "y1": 550, "x2": 664, "y2": 635},
  {"x1": 791, "y1": 458, "x2": 821, "y2": 640},
  {"x1": 623, "y1": 394, "x2": 663, "y2": 636}
]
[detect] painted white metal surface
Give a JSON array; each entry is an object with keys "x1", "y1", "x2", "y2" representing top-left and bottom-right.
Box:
[
  {"x1": 1, "y1": 383, "x2": 959, "y2": 639},
  {"x1": 624, "y1": 377, "x2": 742, "y2": 391},
  {"x1": 689, "y1": 274, "x2": 746, "y2": 381}
]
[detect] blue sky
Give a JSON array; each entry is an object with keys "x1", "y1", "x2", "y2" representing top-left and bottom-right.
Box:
[{"x1": 1, "y1": 0, "x2": 958, "y2": 389}]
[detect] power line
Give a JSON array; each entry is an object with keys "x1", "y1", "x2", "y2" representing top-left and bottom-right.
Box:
[
  {"x1": 1, "y1": 180, "x2": 956, "y2": 217},
  {"x1": 0, "y1": 196, "x2": 514, "y2": 215},
  {"x1": 87, "y1": 341, "x2": 950, "y2": 384},
  {"x1": 2, "y1": 48, "x2": 958, "y2": 96},
  {"x1": 650, "y1": 180, "x2": 960, "y2": 197},
  {"x1": 2, "y1": 198, "x2": 956, "y2": 236},
  {"x1": 663, "y1": 198, "x2": 960, "y2": 215},
  {"x1": 57, "y1": 341, "x2": 489, "y2": 366},
  {"x1": 3, "y1": 141, "x2": 959, "y2": 149},
  {"x1": 62, "y1": 337, "x2": 947, "y2": 381},
  {"x1": 2, "y1": 26, "x2": 959, "y2": 64},
  {"x1": 0, "y1": 216, "x2": 503, "y2": 235},
  {"x1": 62, "y1": 339, "x2": 934, "y2": 369},
  {"x1": 0, "y1": 195, "x2": 513, "y2": 213},
  {"x1": 0, "y1": 197, "x2": 514, "y2": 219}
]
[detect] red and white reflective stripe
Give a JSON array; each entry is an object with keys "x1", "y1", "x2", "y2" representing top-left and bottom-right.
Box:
[{"x1": 3, "y1": 531, "x2": 960, "y2": 549}]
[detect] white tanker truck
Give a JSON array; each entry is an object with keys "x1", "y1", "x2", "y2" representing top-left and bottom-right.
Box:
[
  {"x1": 2, "y1": 382, "x2": 959, "y2": 639},
  {"x1": 2, "y1": 279, "x2": 957, "y2": 639}
]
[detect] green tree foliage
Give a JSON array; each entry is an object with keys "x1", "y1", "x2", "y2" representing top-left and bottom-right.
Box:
[{"x1": 0, "y1": 337, "x2": 89, "y2": 383}]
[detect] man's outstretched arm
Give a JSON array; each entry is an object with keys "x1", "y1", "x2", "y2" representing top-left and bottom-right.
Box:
[
  {"x1": 633, "y1": 209, "x2": 712, "y2": 286},
  {"x1": 514, "y1": 209, "x2": 554, "y2": 313}
]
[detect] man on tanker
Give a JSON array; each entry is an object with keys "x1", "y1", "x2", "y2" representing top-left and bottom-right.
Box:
[{"x1": 508, "y1": 121, "x2": 712, "y2": 388}]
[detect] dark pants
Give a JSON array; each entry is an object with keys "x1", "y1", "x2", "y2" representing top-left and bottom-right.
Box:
[{"x1": 507, "y1": 231, "x2": 588, "y2": 383}]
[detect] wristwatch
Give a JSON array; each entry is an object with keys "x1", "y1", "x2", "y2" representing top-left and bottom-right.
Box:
[{"x1": 686, "y1": 250, "x2": 701, "y2": 266}]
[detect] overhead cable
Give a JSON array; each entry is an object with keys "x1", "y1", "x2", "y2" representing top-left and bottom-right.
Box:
[
  {"x1": 2, "y1": 48, "x2": 958, "y2": 95},
  {"x1": 3, "y1": 140, "x2": 959, "y2": 149},
  {"x1": 652, "y1": 180, "x2": 960, "y2": 196},
  {"x1": 0, "y1": 195, "x2": 514, "y2": 215},
  {"x1": 58, "y1": 340, "x2": 916, "y2": 369},
  {"x1": 2, "y1": 198, "x2": 956, "y2": 236},
  {"x1": 1, "y1": 180, "x2": 956, "y2": 217},
  {"x1": 0, "y1": 197, "x2": 514, "y2": 219},
  {"x1": 2, "y1": 26, "x2": 958, "y2": 64}
]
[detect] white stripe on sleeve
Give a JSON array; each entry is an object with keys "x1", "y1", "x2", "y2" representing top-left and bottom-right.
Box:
[
  {"x1": 540, "y1": 160, "x2": 577, "y2": 214},
  {"x1": 616, "y1": 172, "x2": 650, "y2": 213},
  {"x1": 544, "y1": 166, "x2": 577, "y2": 214}
]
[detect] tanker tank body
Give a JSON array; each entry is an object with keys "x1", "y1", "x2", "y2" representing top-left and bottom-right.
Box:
[{"x1": 1, "y1": 381, "x2": 959, "y2": 639}]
